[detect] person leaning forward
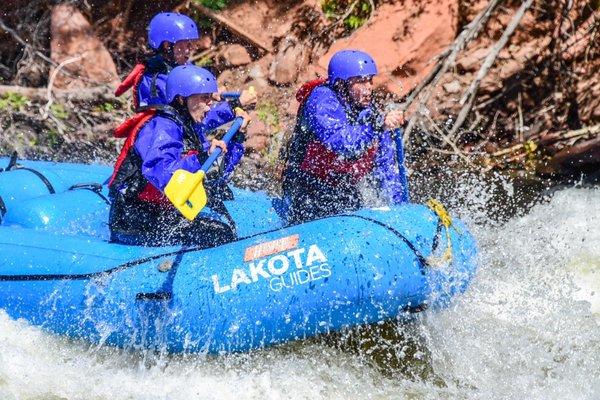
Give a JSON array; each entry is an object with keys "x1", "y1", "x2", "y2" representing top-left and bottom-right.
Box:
[
  {"x1": 108, "y1": 65, "x2": 251, "y2": 247},
  {"x1": 281, "y1": 49, "x2": 409, "y2": 225}
]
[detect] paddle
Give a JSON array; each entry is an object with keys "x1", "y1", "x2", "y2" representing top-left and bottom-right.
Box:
[
  {"x1": 393, "y1": 128, "x2": 410, "y2": 203},
  {"x1": 220, "y1": 86, "x2": 256, "y2": 102},
  {"x1": 220, "y1": 91, "x2": 241, "y2": 100},
  {"x1": 164, "y1": 116, "x2": 244, "y2": 221}
]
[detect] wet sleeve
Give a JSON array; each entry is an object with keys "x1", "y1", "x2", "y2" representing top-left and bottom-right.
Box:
[
  {"x1": 373, "y1": 130, "x2": 410, "y2": 204},
  {"x1": 136, "y1": 73, "x2": 168, "y2": 108},
  {"x1": 193, "y1": 102, "x2": 244, "y2": 182},
  {"x1": 220, "y1": 141, "x2": 244, "y2": 181},
  {"x1": 134, "y1": 118, "x2": 203, "y2": 190},
  {"x1": 305, "y1": 87, "x2": 378, "y2": 158},
  {"x1": 198, "y1": 101, "x2": 236, "y2": 132}
]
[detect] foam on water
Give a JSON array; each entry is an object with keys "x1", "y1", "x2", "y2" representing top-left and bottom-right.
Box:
[{"x1": 1, "y1": 184, "x2": 599, "y2": 399}]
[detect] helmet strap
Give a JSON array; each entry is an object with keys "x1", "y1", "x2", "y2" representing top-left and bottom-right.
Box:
[{"x1": 160, "y1": 42, "x2": 176, "y2": 63}]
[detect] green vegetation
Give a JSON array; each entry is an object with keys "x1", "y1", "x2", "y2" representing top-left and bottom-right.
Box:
[
  {"x1": 255, "y1": 101, "x2": 281, "y2": 161},
  {"x1": 0, "y1": 92, "x2": 28, "y2": 111},
  {"x1": 321, "y1": 0, "x2": 373, "y2": 30},
  {"x1": 46, "y1": 128, "x2": 61, "y2": 147},
  {"x1": 195, "y1": 55, "x2": 214, "y2": 67},
  {"x1": 195, "y1": 0, "x2": 229, "y2": 11},
  {"x1": 523, "y1": 140, "x2": 538, "y2": 171},
  {"x1": 50, "y1": 103, "x2": 69, "y2": 120},
  {"x1": 95, "y1": 102, "x2": 116, "y2": 113},
  {"x1": 256, "y1": 101, "x2": 280, "y2": 129}
]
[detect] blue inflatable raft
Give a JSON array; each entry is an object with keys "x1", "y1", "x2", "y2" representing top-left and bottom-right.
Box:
[{"x1": 0, "y1": 156, "x2": 477, "y2": 354}]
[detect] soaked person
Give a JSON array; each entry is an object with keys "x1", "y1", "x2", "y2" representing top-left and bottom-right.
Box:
[
  {"x1": 108, "y1": 65, "x2": 250, "y2": 247},
  {"x1": 281, "y1": 50, "x2": 409, "y2": 225}
]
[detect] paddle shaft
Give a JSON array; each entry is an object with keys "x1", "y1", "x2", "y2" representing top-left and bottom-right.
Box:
[
  {"x1": 220, "y1": 92, "x2": 241, "y2": 100},
  {"x1": 200, "y1": 117, "x2": 244, "y2": 173},
  {"x1": 393, "y1": 127, "x2": 410, "y2": 203}
]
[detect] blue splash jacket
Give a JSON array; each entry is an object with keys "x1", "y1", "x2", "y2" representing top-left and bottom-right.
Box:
[
  {"x1": 135, "y1": 102, "x2": 244, "y2": 190},
  {"x1": 301, "y1": 85, "x2": 409, "y2": 204}
]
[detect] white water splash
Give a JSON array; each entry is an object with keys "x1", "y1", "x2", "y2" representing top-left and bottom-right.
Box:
[{"x1": 0, "y1": 186, "x2": 599, "y2": 399}]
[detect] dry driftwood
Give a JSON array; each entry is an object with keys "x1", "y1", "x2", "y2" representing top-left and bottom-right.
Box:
[
  {"x1": 0, "y1": 85, "x2": 115, "y2": 103},
  {"x1": 561, "y1": 10, "x2": 599, "y2": 62},
  {"x1": 491, "y1": 124, "x2": 600, "y2": 157},
  {"x1": 402, "y1": 0, "x2": 502, "y2": 146},
  {"x1": 537, "y1": 124, "x2": 600, "y2": 147},
  {"x1": 187, "y1": 3, "x2": 273, "y2": 54},
  {"x1": 549, "y1": 135, "x2": 600, "y2": 170},
  {"x1": 447, "y1": 0, "x2": 535, "y2": 140}
]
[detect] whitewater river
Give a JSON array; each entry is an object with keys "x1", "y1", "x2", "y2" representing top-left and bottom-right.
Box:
[{"x1": 1, "y1": 176, "x2": 599, "y2": 399}]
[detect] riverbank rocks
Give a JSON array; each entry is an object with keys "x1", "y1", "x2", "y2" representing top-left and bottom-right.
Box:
[
  {"x1": 245, "y1": 111, "x2": 271, "y2": 152},
  {"x1": 269, "y1": 39, "x2": 308, "y2": 85},
  {"x1": 50, "y1": 4, "x2": 119, "y2": 89},
  {"x1": 219, "y1": 44, "x2": 252, "y2": 67}
]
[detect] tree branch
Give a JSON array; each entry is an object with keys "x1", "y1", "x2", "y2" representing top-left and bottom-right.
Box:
[
  {"x1": 402, "y1": 0, "x2": 502, "y2": 146},
  {"x1": 448, "y1": 0, "x2": 535, "y2": 141}
]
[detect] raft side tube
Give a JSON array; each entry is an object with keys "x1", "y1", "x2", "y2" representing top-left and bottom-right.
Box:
[{"x1": 0, "y1": 213, "x2": 434, "y2": 353}]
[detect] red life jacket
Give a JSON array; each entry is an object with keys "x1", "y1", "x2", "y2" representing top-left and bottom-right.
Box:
[
  {"x1": 114, "y1": 63, "x2": 146, "y2": 111},
  {"x1": 109, "y1": 110, "x2": 172, "y2": 206},
  {"x1": 294, "y1": 79, "x2": 378, "y2": 186},
  {"x1": 109, "y1": 110, "x2": 155, "y2": 186},
  {"x1": 110, "y1": 109, "x2": 205, "y2": 207}
]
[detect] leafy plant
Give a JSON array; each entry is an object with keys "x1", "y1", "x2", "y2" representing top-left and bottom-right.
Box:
[
  {"x1": 46, "y1": 128, "x2": 61, "y2": 147},
  {"x1": 321, "y1": 0, "x2": 373, "y2": 31},
  {"x1": 256, "y1": 101, "x2": 280, "y2": 128},
  {"x1": 0, "y1": 92, "x2": 28, "y2": 111},
  {"x1": 96, "y1": 102, "x2": 116, "y2": 113},
  {"x1": 50, "y1": 103, "x2": 69, "y2": 120},
  {"x1": 195, "y1": 55, "x2": 214, "y2": 67},
  {"x1": 195, "y1": 0, "x2": 228, "y2": 11},
  {"x1": 345, "y1": 15, "x2": 366, "y2": 30}
]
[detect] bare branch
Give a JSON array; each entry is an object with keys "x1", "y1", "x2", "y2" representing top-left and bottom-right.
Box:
[
  {"x1": 448, "y1": 0, "x2": 535, "y2": 141},
  {"x1": 402, "y1": 0, "x2": 502, "y2": 146}
]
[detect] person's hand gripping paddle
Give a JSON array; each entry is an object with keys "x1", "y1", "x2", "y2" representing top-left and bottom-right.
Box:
[{"x1": 164, "y1": 117, "x2": 244, "y2": 221}]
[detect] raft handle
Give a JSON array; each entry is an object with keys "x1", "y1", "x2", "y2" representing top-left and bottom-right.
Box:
[
  {"x1": 68, "y1": 183, "x2": 110, "y2": 205},
  {"x1": 135, "y1": 291, "x2": 172, "y2": 301}
]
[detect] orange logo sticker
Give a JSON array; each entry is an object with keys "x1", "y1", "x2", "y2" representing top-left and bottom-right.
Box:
[{"x1": 244, "y1": 234, "x2": 299, "y2": 262}]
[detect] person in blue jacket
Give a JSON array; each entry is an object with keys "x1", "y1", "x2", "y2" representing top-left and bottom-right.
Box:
[
  {"x1": 282, "y1": 49, "x2": 409, "y2": 224},
  {"x1": 115, "y1": 12, "x2": 255, "y2": 110},
  {"x1": 108, "y1": 65, "x2": 250, "y2": 247}
]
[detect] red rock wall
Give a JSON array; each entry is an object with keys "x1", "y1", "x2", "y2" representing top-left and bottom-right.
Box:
[
  {"x1": 50, "y1": 4, "x2": 119, "y2": 89},
  {"x1": 318, "y1": 0, "x2": 459, "y2": 96}
]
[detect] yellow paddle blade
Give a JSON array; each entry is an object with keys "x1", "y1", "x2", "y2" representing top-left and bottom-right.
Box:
[{"x1": 164, "y1": 169, "x2": 207, "y2": 221}]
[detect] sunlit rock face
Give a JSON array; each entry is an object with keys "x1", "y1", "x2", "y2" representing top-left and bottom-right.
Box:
[
  {"x1": 317, "y1": 0, "x2": 459, "y2": 96},
  {"x1": 50, "y1": 4, "x2": 119, "y2": 89}
]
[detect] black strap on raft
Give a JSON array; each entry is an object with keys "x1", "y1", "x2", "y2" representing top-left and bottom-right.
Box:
[
  {"x1": 0, "y1": 152, "x2": 19, "y2": 172},
  {"x1": 68, "y1": 183, "x2": 111, "y2": 205},
  {"x1": 16, "y1": 167, "x2": 56, "y2": 194},
  {"x1": 0, "y1": 195, "x2": 6, "y2": 218},
  {"x1": 0, "y1": 152, "x2": 55, "y2": 194},
  {"x1": 341, "y1": 214, "x2": 430, "y2": 274},
  {"x1": 0, "y1": 151, "x2": 18, "y2": 172},
  {"x1": 0, "y1": 213, "x2": 433, "y2": 282}
]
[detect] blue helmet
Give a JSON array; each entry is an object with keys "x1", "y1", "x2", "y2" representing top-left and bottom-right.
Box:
[
  {"x1": 148, "y1": 13, "x2": 199, "y2": 50},
  {"x1": 328, "y1": 50, "x2": 378, "y2": 82},
  {"x1": 166, "y1": 65, "x2": 218, "y2": 103}
]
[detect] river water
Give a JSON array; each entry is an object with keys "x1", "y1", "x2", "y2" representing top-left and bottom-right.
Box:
[{"x1": 1, "y1": 175, "x2": 599, "y2": 399}]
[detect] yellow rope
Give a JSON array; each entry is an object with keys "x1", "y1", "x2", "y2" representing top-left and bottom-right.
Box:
[{"x1": 425, "y1": 199, "x2": 455, "y2": 267}]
